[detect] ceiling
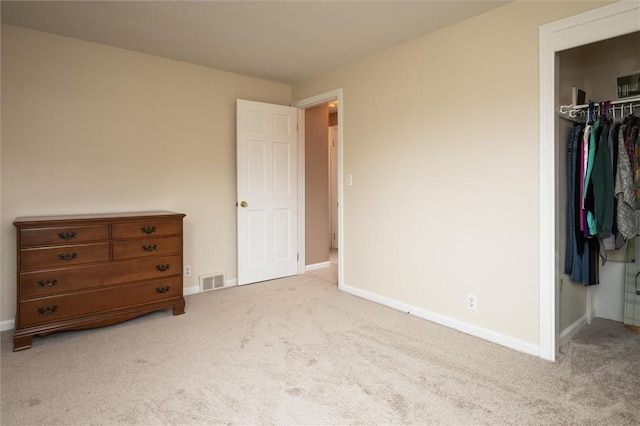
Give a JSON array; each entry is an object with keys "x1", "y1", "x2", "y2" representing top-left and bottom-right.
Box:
[{"x1": 1, "y1": 1, "x2": 510, "y2": 85}]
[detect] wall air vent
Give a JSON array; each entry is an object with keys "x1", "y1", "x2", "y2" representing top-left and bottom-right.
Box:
[{"x1": 199, "y1": 272, "x2": 226, "y2": 292}]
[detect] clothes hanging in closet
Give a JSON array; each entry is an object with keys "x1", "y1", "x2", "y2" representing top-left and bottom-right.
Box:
[{"x1": 564, "y1": 105, "x2": 640, "y2": 286}]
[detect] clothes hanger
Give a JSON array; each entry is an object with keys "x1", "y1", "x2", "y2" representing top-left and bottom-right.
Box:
[{"x1": 603, "y1": 101, "x2": 611, "y2": 122}]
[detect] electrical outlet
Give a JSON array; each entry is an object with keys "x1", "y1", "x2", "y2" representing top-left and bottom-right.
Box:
[
  {"x1": 184, "y1": 265, "x2": 192, "y2": 278},
  {"x1": 467, "y1": 294, "x2": 477, "y2": 311}
]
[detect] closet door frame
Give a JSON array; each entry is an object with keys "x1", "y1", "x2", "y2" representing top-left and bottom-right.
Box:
[{"x1": 539, "y1": 0, "x2": 640, "y2": 361}]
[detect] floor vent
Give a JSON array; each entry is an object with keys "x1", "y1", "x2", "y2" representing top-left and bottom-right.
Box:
[{"x1": 199, "y1": 272, "x2": 226, "y2": 292}]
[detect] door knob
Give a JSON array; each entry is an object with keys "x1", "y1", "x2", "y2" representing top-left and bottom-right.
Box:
[{"x1": 240, "y1": 201, "x2": 248, "y2": 208}]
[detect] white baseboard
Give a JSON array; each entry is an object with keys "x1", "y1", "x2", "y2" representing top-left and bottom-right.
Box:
[
  {"x1": 184, "y1": 285, "x2": 200, "y2": 296},
  {"x1": 306, "y1": 261, "x2": 330, "y2": 271},
  {"x1": 1, "y1": 319, "x2": 15, "y2": 332},
  {"x1": 339, "y1": 283, "x2": 540, "y2": 358},
  {"x1": 559, "y1": 314, "x2": 588, "y2": 347}
]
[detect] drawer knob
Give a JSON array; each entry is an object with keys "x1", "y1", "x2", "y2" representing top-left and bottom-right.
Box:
[
  {"x1": 142, "y1": 244, "x2": 158, "y2": 252},
  {"x1": 156, "y1": 286, "x2": 171, "y2": 294},
  {"x1": 156, "y1": 264, "x2": 171, "y2": 272},
  {"x1": 57, "y1": 231, "x2": 77, "y2": 241},
  {"x1": 37, "y1": 305, "x2": 58, "y2": 315},
  {"x1": 57, "y1": 252, "x2": 78, "y2": 262},
  {"x1": 141, "y1": 226, "x2": 157, "y2": 235},
  {"x1": 37, "y1": 279, "x2": 59, "y2": 288}
]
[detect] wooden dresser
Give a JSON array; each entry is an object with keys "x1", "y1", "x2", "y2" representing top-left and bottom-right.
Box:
[{"x1": 13, "y1": 211, "x2": 186, "y2": 351}]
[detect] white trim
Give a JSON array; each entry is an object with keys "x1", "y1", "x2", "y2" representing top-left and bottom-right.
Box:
[
  {"x1": 293, "y1": 89, "x2": 343, "y2": 110},
  {"x1": 292, "y1": 88, "x2": 344, "y2": 289},
  {"x1": 559, "y1": 314, "x2": 588, "y2": 348},
  {"x1": 340, "y1": 283, "x2": 539, "y2": 357},
  {"x1": 538, "y1": 0, "x2": 640, "y2": 361},
  {"x1": 183, "y1": 285, "x2": 200, "y2": 296},
  {"x1": 539, "y1": 20, "x2": 555, "y2": 362},
  {"x1": 306, "y1": 261, "x2": 331, "y2": 271},
  {"x1": 1, "y1": 319, "x2": 15, "y2": 332}
]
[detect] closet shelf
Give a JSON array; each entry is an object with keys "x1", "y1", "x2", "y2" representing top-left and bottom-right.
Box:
[{"x1": 559, "y1": 96, "x2": 640, "y2": 119}]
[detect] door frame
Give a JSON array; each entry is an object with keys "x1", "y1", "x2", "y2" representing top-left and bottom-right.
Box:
[
  {"x1": 292, "y1": 89, "x2": 344, "y2": 287},
  {"x1": 538, "y1": 0, "x2": 640, "y2": 361}
]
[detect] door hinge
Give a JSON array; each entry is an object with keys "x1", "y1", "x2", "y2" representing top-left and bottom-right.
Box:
[{"x1": 297, "y1": 253, "x2": 299, "y2": 261}]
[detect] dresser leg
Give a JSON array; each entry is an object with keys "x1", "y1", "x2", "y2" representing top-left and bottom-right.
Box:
[
  {"x1": 13, "y1": 334, "x2": 33, "y2": 352},
  {"x1": 173, "y1": 298, "x2": 185, "y2": 315}
]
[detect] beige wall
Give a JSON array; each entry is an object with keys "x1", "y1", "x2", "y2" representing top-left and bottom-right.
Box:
[
  {"x1": 0, "y1": 24, "x2": 292, "y2": 323},
  {"x1": 293, "y1": 1, "x2": 610, "y2": 345},
  {"x1": 305, "y1": 104, "x2": 330, "y2": 265},
  {"x1": 1, "y1": 1, "x2": 616, "y2": 348}
]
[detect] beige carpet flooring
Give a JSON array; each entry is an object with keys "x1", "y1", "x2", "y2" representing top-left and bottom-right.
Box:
[{"x1": 1, "y1": 263, "x2": 640, "y2": 425}]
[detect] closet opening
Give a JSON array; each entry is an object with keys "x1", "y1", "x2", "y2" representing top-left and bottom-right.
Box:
[{"x1": 556, "y1": 31, "x2": 640, "y2": 352}]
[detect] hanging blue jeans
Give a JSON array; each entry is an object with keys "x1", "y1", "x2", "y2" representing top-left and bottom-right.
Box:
[{"x1": 565, "y1": 124, "x2": 585, "y2": 283}]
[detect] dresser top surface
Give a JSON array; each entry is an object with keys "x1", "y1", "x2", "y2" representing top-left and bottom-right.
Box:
[{"x1": 14, "y1": 211, "x2": 186, "y2": 226}]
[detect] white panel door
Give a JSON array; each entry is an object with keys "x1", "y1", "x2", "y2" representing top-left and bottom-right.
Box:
[{"x1": 237, "y1": 99, "x2": 298, "y2": 285}]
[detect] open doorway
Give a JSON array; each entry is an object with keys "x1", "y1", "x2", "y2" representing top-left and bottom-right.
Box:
[
  {"x1": 292, "y1": 89, "x2": 344, "y2": 288},
  {"x1": 556, "y1": 31, "x2": 640, "y2": 342},
  {"x1": 329, "y1": 105, "x2": 339, "y2": 268},
  {"x1": 329, "y1": 110, "x2": 339, "y2": 251},
  {"x1": 303, "y1": 103, "x2": 333, "y2": 270}
]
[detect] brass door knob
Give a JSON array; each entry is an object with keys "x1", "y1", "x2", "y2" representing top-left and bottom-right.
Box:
[{"x1": 240, "y1": 201, "x2": 248, "y2": 208}]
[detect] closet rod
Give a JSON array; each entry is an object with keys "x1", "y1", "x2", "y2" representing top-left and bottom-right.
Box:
[{"x1": 559, "y1": 96, "x2": 640, "y2": 118}]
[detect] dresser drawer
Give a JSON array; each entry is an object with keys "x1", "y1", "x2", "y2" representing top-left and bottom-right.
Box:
[
  {"x1": 112, "y1": 220, "x2": 182, "y2": 239},
  {"x1": 13, "y1": 211, "x2": 186, "y2": 351},
  {"x1": 113, "y1": 236, "x2": 182, "y2": 260},
  {"x1": 20, "y1": 225, "x2": 109, "y2": 247},
  {"x1": 20, "y1": 243, "x2": 110, "y2": 271},
  {"x1": 19, "y1": 255, "x2": 183, "y2": 298},
  {"x1": 18, "y1": 277, "x2": 183, "y2": 328}
]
